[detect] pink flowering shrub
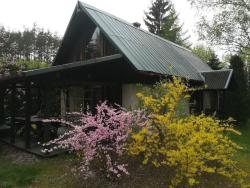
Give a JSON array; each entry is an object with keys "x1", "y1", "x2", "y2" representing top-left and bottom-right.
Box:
[{"x1": 44, "y1": 101, "x2": 146, "y2": 178}]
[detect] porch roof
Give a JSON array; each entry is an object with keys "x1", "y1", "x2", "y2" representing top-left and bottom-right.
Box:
[
  {"x1": 0, "y1": 54, "x2": 123, "y2": 84},
  {"x1": 201, "y1": 69, "x2": 233, "y2": 90}
]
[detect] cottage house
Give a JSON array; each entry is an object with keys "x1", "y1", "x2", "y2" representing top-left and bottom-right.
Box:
[{"x1": 0, "y1": 1, "x2": 232, "y2": 153}]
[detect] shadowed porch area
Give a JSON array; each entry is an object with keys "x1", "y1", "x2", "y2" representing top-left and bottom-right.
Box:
[{"x1": 0, "y1": 54, "x2": 161, "y2": 156}]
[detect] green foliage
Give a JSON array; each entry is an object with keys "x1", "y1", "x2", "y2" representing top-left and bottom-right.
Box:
[
  {"x1": 0, "y1": 24, "x2": 57, "y2": 74},
  {"x1": 239, "y1": 52, "x2": 250, "y2": 89},
  {"x1": 144, "y1": 0, "x2": 191, "y2": 47},
  {"x1": 229, "y1": 56, "x2": 248, "y2": 91},
  {"x1": 16, "y1": 59, "x2": 50, "y2": 70},
  {"x1": 207, "y1": 53, "x2": 223, "y2": 70},
  {"x1": 0, "y1": 58, "x2": 20, "y2": 74},
  {"x1": 0, "y1": 57, "x2": 50, "y2": 74},
  {"x1": 128, "y1": 77, "x2": 246, "y2": 187},
  {"x1": 192, "y1": 45, "x2": 223, "y2": 70},
  {"x1": 188, "y1": 0, "x2": 250, "y2": 55},
  {"x1": 192, "y1": 45, "x2": 214, "y2": 63},
  {"x1": 144, "y1": 0, "x2": 172, "y2": 35},
  {"x1": 223, "y1": 55, "x2": 250, "y2": 124},
  {"x1": 0, "y1": 24, "x2": 61, "y2": 63}
]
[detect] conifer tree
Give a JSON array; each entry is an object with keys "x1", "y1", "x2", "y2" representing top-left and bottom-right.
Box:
[
  {"x1": 223, "y1": 55, "x2": 249, "y2": 124},
  {"x1": 207, "y1": 53, "x2": 222, "y2": 70},
  {"x1": 144, "y1": 0, "x2": 190, "y2": 47}
]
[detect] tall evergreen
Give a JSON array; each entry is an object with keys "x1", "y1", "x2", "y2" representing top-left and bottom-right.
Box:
[
  {"x1": 144, "y1": 0, "x2": 172, "y2": 35},
  {"x1": 0, "y1": 25, "x2": 61, "y2": 64},
  {"x1": 223, "y1": 55, "x2": 249, "y2": 124},
  {"x1": 144, "y1": 0, "x2": 190, "y2": 47},
  {"x1": 230, "y1": 55, "x2": 248, "y2": 93},
  {"x1": 207, "y1": 53, "x2": 222, "y2": 70}
]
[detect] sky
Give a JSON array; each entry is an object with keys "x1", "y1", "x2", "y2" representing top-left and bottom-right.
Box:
[{"x1": 0, "y1": 0, "x2": 204, "y2": 49}]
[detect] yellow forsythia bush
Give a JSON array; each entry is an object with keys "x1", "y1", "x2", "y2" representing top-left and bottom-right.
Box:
[{"x1": 128, "y1": 77, "x2": 246, "y2": 187}]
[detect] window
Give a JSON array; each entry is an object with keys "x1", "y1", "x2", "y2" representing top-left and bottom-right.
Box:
[
  {"x1": 79, "y1": 27, "x2": 119, "y2": 61},
  {"x1": 67, "y1": 84, "x2": 121, "y2": 113}
]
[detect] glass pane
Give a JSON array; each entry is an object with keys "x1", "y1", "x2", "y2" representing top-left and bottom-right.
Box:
[{"x1": 80, "y1": 27, "x2": 118, "y2": 61}]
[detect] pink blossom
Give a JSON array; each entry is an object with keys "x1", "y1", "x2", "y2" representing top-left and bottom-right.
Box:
[{"x1": 45, "y1": 101, "x2": 146, "y2": 178}]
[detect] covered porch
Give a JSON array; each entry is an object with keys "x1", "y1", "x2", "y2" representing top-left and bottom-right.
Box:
[
  {"x1": 0, "y1": 54, "x2": 160, "y2": 156},
  {"x1": 189, "y1": 69, "x2": 233, "y2": 116}
]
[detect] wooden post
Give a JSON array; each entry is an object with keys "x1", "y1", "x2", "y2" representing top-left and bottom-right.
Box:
[
  {"x1": 60, "y1": 88, "x2": 66, "y2": 119},
  {"x1": 221, "y1": 91, "x2": 225, "y2": 116},
  {"x1": 25, "y1": 81, "x2": 31, "y2": 149},
  {"x1": 217, "y1": 91, "x2": 220, "y2": 115},
  {"x1": 10, "y1": 84, "x2": 16, "y2": 143},
  {"x1": 0, "y1": 87, "x2": 4, "y2": 125}
]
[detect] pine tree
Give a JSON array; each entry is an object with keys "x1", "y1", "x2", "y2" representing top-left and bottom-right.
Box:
[
  {"x1": 230, "y1": 55, "x2": 247, "y2": 92},
  {"x1": 21, "y1": 28, "x2": 36, "y2": 60},
  {"x1": 144, "y1": 0, "x2": 190, "y2": 47},
  {"x1": 207, "y1": 53, "x2": 222, "y2": 70},
  {"x1": 223, "y1": 55, "x2": 249, "y2": 124},
  {"x1": 144, "y1": 0, "x2": 172, "y2": 35},
  {"x1": 0, "y1": 25, "x2": 61, "y2": 64}
]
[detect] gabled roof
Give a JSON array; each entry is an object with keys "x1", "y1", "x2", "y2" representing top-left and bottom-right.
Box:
[
  {"x1": 74, "y1": 1, "x2": 212, "y2": 81},
  {"x1": 201, "y1": 69, "x2": 233, "y2": 90},
  {"x1": 0, "y1": 2, "x2": 233, "y2": 89}
]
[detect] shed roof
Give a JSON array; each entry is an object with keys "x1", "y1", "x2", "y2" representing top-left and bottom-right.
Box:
[{"x1": 201, "y1": 69, "x2": 233, "y2": 90}]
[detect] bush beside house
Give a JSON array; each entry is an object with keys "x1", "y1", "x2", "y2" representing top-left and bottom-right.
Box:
[{"x1": 45, "y1": 77, "x2": 246, "y2": 188}]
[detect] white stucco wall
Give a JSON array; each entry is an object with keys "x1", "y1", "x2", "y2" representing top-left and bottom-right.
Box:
[
  {"x1": 122, "y1": 84, "x2": 138, "y2": 109},
  {"x1": 122, "y1": 84, "x2": 190, "y2": 115}
]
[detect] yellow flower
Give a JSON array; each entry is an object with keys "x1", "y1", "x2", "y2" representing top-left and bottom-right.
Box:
[{"x1": 128, "y1": 76, "x2": 246, "y2": 188}]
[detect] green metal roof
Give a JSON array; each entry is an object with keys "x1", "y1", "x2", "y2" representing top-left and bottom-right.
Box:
[
  {"x1": 77, "y1": 1, "x2": 212, "y2": 81},
  {"x1": 201, "y1": 69, "x2": 233, "y2": 90},
  {"x1": 0, "y1": 2, "x2": 233, "y2": 88}
]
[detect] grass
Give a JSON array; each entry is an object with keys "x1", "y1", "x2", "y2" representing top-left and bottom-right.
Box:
[
  {"x1": 229, "y1": 122, "x2": 250, "y2": 186},
  {"x1": 0, "y1": 122, "x2": 250, "y2": 188},
  {"x1": 30, "y1": 156, "x2": 78, "y2": 188},
  {"x1": 0, "y1": 153, "x2": 78, "y2": 188},
  {"x1": 0, "y1": 163, "x2": 40, "y2": 188}
]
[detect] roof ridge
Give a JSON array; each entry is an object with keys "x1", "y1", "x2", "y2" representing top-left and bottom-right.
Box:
[{"x1": 79, "y1": 1, "x2": 192, "y2": 53}]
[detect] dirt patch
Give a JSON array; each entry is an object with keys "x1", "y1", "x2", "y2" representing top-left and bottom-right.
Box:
[{"x1": 0, "y1": 142, "x2": 40, "y2": 164}]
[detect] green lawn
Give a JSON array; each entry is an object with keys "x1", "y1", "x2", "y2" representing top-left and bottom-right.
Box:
[
  {"x1": 0, "y1": 162, "x2": 40, "y2": 188},
  {"x1": 229, "y1": 122, "x2": 250, "y2": 186},
  {"x1": 0, "y1": 123, "x2": 250, "y2": 188},
  {"x1": 0, "y1": 154, "x2": 78, "y2": 188}
]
